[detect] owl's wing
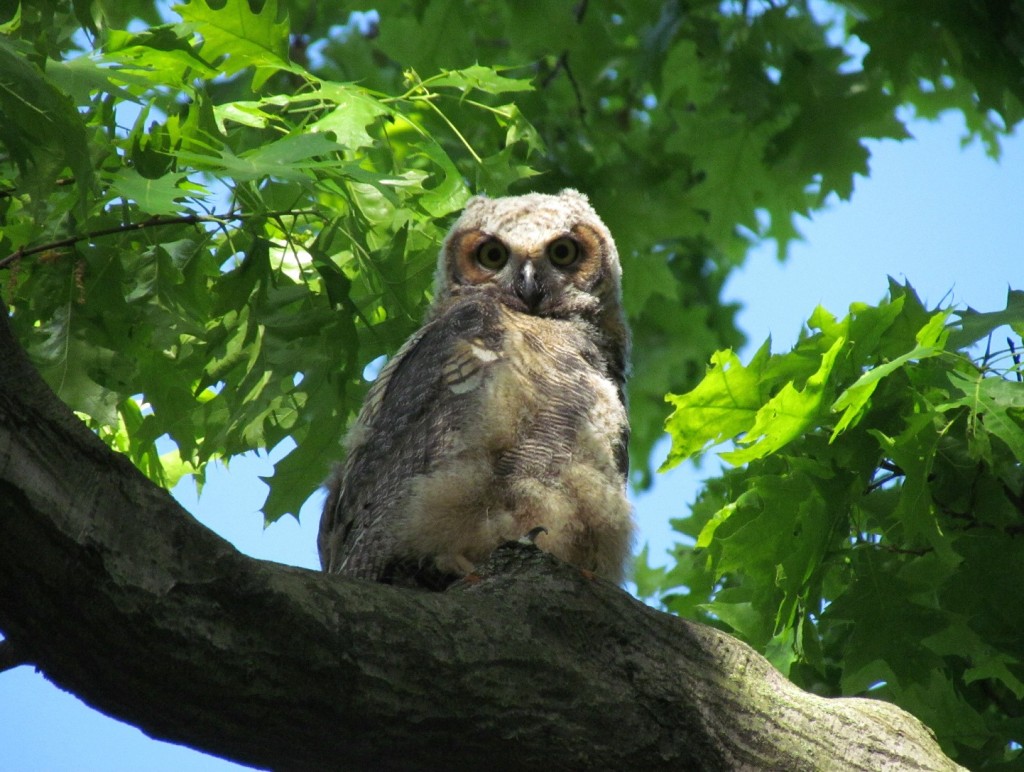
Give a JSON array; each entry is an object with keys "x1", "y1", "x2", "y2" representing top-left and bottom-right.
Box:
[{"x1": 318, "y1": 296, "x2": 504, "y2": 583}]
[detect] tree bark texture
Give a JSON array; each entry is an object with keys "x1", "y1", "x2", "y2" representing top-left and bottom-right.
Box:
[{"x1": 0, "y1": 305, "x2": 963, "y2": 771}]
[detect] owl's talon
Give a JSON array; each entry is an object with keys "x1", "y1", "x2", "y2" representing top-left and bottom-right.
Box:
[{"x1": 519, "y1": 526, "x2": 549, "y2": 545}]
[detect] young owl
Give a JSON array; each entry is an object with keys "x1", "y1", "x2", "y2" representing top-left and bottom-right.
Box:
[{"x1": 318, "y1": 189, "x2": 633, "y2": 587}]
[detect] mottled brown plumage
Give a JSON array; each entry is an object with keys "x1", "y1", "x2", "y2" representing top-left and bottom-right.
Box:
[{"x1": 318, "y1": 189, "x2": 633, "y2": 587}]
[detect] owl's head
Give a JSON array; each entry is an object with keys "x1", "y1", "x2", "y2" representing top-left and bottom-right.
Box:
[{"x1": 433, "y1": 189, "x2": 627, "y2": 354}]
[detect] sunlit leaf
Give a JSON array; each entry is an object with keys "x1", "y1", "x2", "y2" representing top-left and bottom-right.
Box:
[
  {"x1": 724, "y1": 336, "x2": 844, "y2": 464},
  {"x1": 427, "y1": 65, "x2": 535, "y2": 95},
  {"x1": 661, "y1": 341, "x2": 771, "y2": 470},
  {"x1": 174, "y1": 0, "x2": 290, "y2": 88}
]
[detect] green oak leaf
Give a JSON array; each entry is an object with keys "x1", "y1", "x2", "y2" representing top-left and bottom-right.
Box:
[
  {"x1": 174, "y1": 0, "x2": 289, "y2": 88},
  {"x1": 661, "y1": 340, "x2": 771, "y2": 470},
  {"x1": 724, "y1": 336, "x2": 845, "y2": 465}
]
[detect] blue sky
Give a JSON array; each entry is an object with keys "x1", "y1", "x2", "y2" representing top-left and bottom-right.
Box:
[{"x1": 2, "y1": 110, "x2": 1022, "y2": 770}]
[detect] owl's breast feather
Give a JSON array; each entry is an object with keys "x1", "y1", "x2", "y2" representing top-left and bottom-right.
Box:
[{"x1": 398, "y1": 308, "x2": 632, "y2": 580}]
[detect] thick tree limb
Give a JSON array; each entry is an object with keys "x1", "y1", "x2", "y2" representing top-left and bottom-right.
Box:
[
  {"x1": 0, "y1": 639, "x2": 30, "y2": 673},
  {"x1": 0, "y1": 306, "x2": 963, "y2": 771}
]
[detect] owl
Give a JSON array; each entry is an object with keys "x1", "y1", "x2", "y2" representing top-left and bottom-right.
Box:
[{"x1": 318, "y1": 189, "x2": 633, "y2": 588}]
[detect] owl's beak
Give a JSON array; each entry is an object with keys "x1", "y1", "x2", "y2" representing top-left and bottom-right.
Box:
[{"x1": 514, "y1": 261, "x2": 543, "y2": 310}]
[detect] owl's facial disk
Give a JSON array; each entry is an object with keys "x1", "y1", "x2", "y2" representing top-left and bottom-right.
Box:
[
  {"x1": 434, "y1": 189, "x2": 623, "y2": 322},
  {"x1": 449, "y1": 230, "x2": 593, "y2": 316}
]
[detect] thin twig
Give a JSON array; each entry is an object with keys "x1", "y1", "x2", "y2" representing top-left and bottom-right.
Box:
[
  {"x1": 0, "y1": 209, "x2": 323, "y2": 270},
  {"x1": 539, "y1": 52, "x2": 587, "y2": 123},
  {"x1": 410, "y1": 95, "x2": 483, "y2": 164},
  {"x1": 982, "y1": 331, "x2": 994, "y2": 368},
  {"x1": 1009, "y1": 337, "x2": 1022, "y2": 382},
  {"x1": 867, "y1": 472, "x2": 901, "y2": 492},
  {"x1": 878, "y1": 459, "x2": 905, "y2": 475}
]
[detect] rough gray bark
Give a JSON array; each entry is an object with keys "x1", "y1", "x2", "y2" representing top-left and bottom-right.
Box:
[{"x1": 0, "y1": 305, "x2": 963, "y2": 771}]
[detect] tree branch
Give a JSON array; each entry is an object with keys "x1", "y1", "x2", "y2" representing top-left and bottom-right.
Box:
[
  {"x1": 0, "y1": 639, "x2": 31, "y2": 673},
  {"x1": 0, "y1": 177, "x2": 76, "y2": 199},
  {"x1": 0, "y1": 301, "x2": 964, "y2": 771},
  {"x1": 0, "y1": 209, "x2": 324, "y2": 270}
]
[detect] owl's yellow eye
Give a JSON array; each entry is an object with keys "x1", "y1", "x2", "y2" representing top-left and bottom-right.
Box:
[
  {"x1": 547, "y1": 237, "x2": 580, "y2": 267},
  {"x1": 475, "y1": 239, "x2": 509, "y2": 270}
]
